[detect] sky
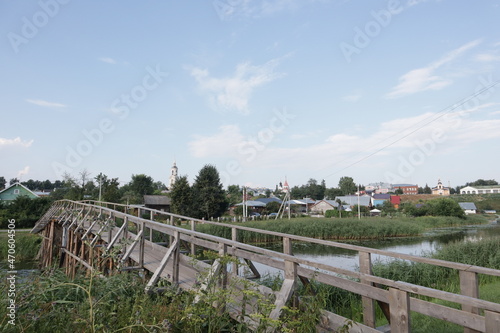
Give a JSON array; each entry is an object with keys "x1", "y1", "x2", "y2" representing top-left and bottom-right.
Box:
[{"x1": 1, "y1": 0, "x2": 500, "y2": 190}]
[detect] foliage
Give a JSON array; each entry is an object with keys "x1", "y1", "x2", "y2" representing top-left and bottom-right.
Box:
[
  {"x1": 338, "y1": 176, "x2": 357, "y2": 195},
  {"x1": 324, "y1": 187, "x2": 343, "y2": 200},
  {"x1": 402, "y1": 197, "x2": 465, "y2": 219},
  {"x1": 192, "y1": 165, "x2": 228, "y2": 219},
  {"x1": 170, "y1": 175, "x2": 194, "y2": 217},
  {"x1": 466, "y1": 178, "x2": 498, "y2": 186},
  {"x1": 290, "y1": 178, "x2": 326, "y2": 200},
  {"x1": 0, "y1": 232, "x2": 42, "y2": 261},
  {"x1": 264, "y1": 201, "x2": 281, "y2": 214},
  {"x1": 95, "y1": 173, "x2": 121, "y2": 202},
  {"x1": 0, "y1": 196, "x2": 53, "y2": 228},
  {"x1": 226, "y1": 184, "x2": 242, "y2": 206}
]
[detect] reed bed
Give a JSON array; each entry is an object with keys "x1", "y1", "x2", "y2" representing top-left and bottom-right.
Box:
[
  {"x1": 195, "y1": 215, "x2": 488, "y2": 243},
  {"x1": 0, "y1": 232, "x2": 42, "y2": 261}
]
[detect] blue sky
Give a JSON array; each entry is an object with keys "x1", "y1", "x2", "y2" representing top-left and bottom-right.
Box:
[{"x1": 1, "y1": 0, "x2": 499, "y2": 190}]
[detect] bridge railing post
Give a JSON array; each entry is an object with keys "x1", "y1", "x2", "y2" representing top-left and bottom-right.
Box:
[
  {"x1": 359, "y1": 251, "x2": 376, "y2": 328},
  {"x1": 389, "y1": 287, "x2": 410, "y2": 333},
  {"x1": 139, "y1": 220, "x2": 145, "y2": 268},
  {"x1": 218, "y1": 242, "x2": 228, "y2": 290},
  {"x1": 460, "y1": 270, "x2": 480, "y2": 333},
  {"x1": 231, "y1": 227, "x2": 238, "y2": 275},
  {"x1": 190, "y1": 219, "x2": 196, "y2": 256}
]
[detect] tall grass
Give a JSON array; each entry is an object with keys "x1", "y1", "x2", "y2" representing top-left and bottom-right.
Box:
[
  {"x1": 195, "y1": 215, "x2": 486, "y2": 243},
  {"x1": 0, "y1": 232, "x2": 42, "y2": 261}
]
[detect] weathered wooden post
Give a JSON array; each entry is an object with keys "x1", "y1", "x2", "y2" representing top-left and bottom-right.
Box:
[
  {"x1": 139, "y1": 220, "x2": 145, "y2": 269},
  {"x1": 389, "y1": 288, "x2": 410, "y2": 333},
  {"x1": 190, "y1": 219, "x2": 196, "y2": 256},
  {"x1": 485, "y1": 311, "x2": 500, "y2": 332},
  {"x1": 231, "y1": 227, "x2": 238, "y2": 275},
  {"x1": 460, "y1": 270, "x2": 480, "y2": 333},
  {"x1": 172, "y1": 230, "x2": 180, "y2": 284},
  {"x1": 269, "y1": 237, "x2": 297, "y2": 320},
  {"x1": 359, "y1": 251, "x2": 376, "y2": 328}
]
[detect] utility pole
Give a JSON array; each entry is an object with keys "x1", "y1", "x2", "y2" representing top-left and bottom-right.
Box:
[{"x1": 357, "y1": 184, "x2": 361, "y2": 220}]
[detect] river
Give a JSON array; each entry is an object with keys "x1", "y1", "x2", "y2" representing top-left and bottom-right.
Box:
[{"x1": 251, "y1": 220, "x2": 500, "y2": 276}]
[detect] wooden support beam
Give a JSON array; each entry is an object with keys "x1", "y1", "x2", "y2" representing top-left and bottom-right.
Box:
[
  {"x1": 106, "y1": 218, "x2": 128, "y2": 252},
  {"x1": 120, "y1": 229, "x2": 144, "y2": 264},
  {"x1": 145, "y1": 236, "x2": 179, "y2": 292}
]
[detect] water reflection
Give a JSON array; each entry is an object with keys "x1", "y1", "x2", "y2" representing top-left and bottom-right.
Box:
[{"x1": 253, "y1": 222, "x2": 500, "y2": 275}]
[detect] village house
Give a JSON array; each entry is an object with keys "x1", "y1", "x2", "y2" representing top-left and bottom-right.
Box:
[{"x1": 0, "y1": 182, "x2": 39, "y2": 202}]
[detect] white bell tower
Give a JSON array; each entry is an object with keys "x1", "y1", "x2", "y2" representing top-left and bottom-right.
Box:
[{"x1": 169, "y1": 161, "x2": 178, "y2": 189}]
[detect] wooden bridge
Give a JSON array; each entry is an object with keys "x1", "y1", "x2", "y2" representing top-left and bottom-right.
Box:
[{"x1": 32, "y1": 199, "x2": 500, "y2": 332}]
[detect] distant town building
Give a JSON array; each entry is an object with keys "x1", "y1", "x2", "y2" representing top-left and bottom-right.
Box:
[
  {"x1": 392, "y1": 184, "x2": 418, "y2": 195},
  {"x1": 431, "y1": 179, "x2": 450, "y2": 196},
  {"x1": 365, "y1": 182, "x2": 393, "y2": 194},
  {"x1": 460, "y1": 185, "x2": 500, "y2": 194}
]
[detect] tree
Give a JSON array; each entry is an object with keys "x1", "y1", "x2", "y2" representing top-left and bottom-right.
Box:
[
  {"x1": 128, "y1": 174, "x2": 155, "y2": 201},
  {"x1": 427, "y1": 198, "x2": 465, "y2": 218},
  {"x1": 192, "y1": 165, "x2": 228, "y2": 219},
  {"x1": 338, "y1": 176, "x2": 356, "y2": 195},
  {"x1": 0, "y1": 176, "x2": 5, "y2": 190},
  {"x1": 153, "y1": 181, "x2": 167, "y2": 194},
  {"x1": 466, "y1": 179, "x2": 498, "y2": 186},
  {"x1": 423, "y1": 184, "x2": 432, "y2": 194},
  {"x1": 226, "y1": 185, "x2": 242, "y2": 206},
  {"x1": 95, "y1": 173, "x2": 121, "y2": 203},
  {"x1": 395, "y1": 188, "x2": 403, "y2": 195},
  {"x1": 9, "y1": 178, "x2": 19, "y2": 185},
  {"x1": 324, "y1": 187, "x2": 342, "y2": 200},
  {"x1": 169, "y1": 175, "x2": 193, "y2": 217}
]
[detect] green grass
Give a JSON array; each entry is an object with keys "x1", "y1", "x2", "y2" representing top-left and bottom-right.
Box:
[
  {"x1": 0, "y1": 232, "x2": 42, "y2": 261},
  {"x1": 195, "y1": 215, "x2": 488, "y2": 243}
]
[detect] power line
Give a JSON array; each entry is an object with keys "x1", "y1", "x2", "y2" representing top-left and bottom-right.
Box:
[{"x1": 322, "y1": 79, "x2": 500, "y2": 180}]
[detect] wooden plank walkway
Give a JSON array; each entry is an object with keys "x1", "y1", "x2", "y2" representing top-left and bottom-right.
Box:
[{"x1": 33, "y1": 200, "x2": 500, "y2": 333}]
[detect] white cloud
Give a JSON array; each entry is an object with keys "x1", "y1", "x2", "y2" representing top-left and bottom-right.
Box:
[
  {"x1": 17, "y1": 166, "x2": 30, "y2": 179},
  {"x1": 189, "y1": 125, "x2": 245, "y2": 157},
  {"x1": 190, "y1": 58, "x2": 284, "y2": 114},
  {"x1": 26, "y1": 99, "x2": 67, "y2": 108},
  {"x1": 99, "y1": 57, "x2": 117, "y2": 64},
  {"x1": 187, "y1": 109, "x2": 500, "y2": 182},
  {"x1": 386, "y1": 39, "x2": 482, "y2": 99},
  {"x1": 0, "y1": 137, "x2": 34, "y2": 148},
  {"x1": 475, "y1": 53, "x2": 500, "y2": 62}
]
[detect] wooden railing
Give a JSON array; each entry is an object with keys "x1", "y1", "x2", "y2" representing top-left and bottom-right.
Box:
[{"x1": 33, "y1": 199, "x2": 500, "y2": 332}]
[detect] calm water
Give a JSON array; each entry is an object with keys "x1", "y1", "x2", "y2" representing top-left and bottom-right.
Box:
[{"x1": 251, "y1": 220, "x2": 500, "y2": 275}]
